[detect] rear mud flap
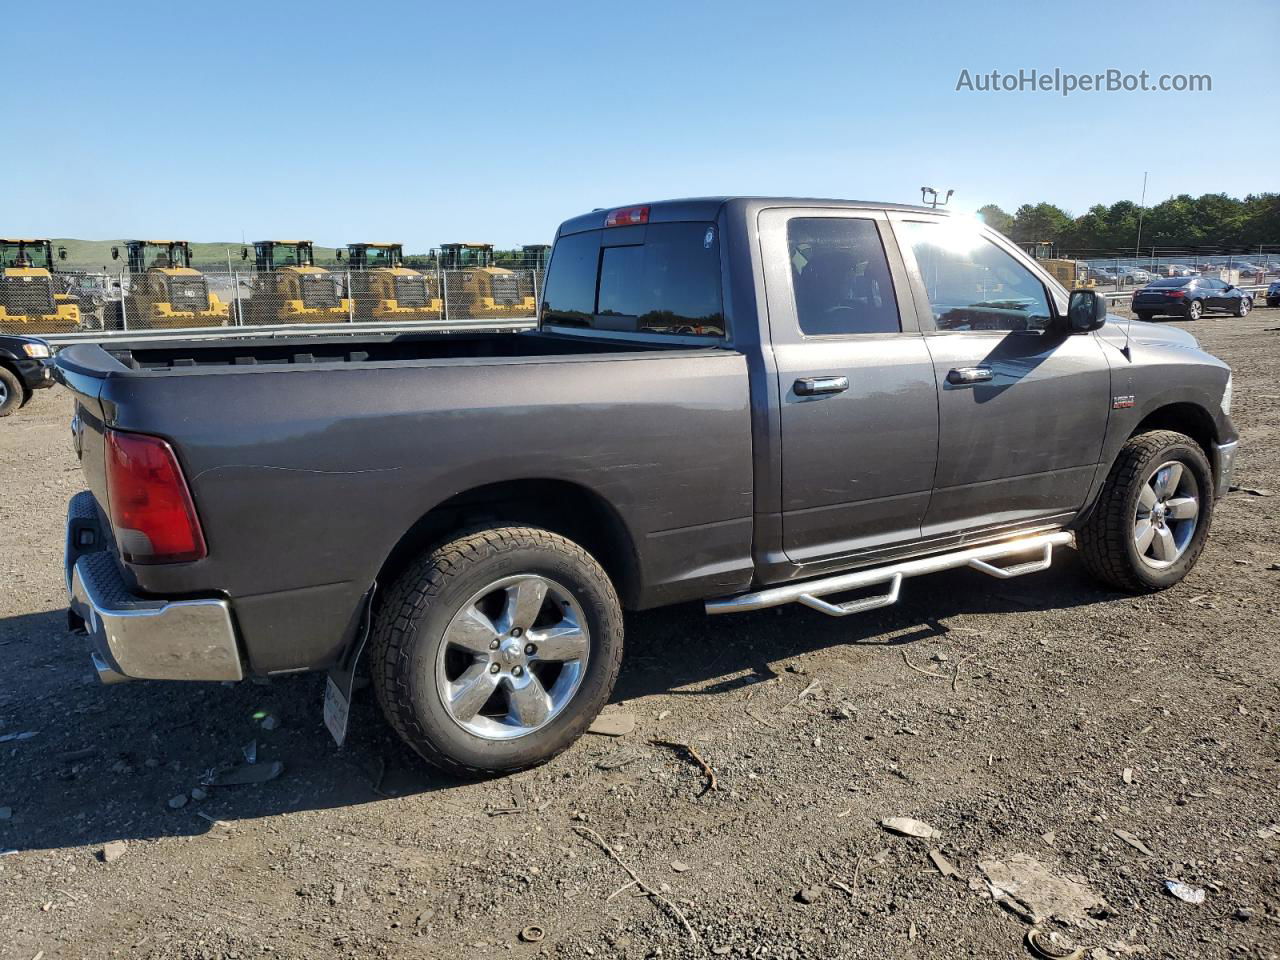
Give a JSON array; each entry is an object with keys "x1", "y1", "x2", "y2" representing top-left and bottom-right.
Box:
[{"x1": 323, "y1": 582, "x2": 376, "y2": 748}]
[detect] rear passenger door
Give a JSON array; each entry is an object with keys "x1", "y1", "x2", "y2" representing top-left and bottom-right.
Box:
[
  {"x1": 759, "y1": 208, "x2": 939, "y2": 565},
  {"x1": 890, "y1": 213, "x2": 1110, "y2": 539}
]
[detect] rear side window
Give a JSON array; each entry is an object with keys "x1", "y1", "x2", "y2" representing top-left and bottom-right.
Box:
[
  {"x1": 541, "y1": 222, "x2": 724, "y2": 337},
  {"x1": 787, "y1": 217, "x2": 900, "y2": 335}
]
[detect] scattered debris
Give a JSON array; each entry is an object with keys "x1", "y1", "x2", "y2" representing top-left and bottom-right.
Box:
[
  {"x1": 57, "y1": 747, "x2": 98, "y2": 763},
  {"x1": 587, "y1": 713, "x2": 635, "y2": 737},
  {"x1": 881, "y1": 817, "x2": 941, "y2": 840},
  {"x1": 595, "y1": 751, "x2": 644, "y2": 771},
  {"x1": 1027, "y1": 927, "x2": 1084, "y2": 960},
  {"x1": 1164, "y1": 880, "x2": 1205, "y2": 905},
  {"x1": 1113, "y1": 829, "x2": 1154, "y2": 857},
  {"x1": 330, "y1": 882, "x2": 345, "y2": 905},
  {"x1": 0, "y1": 849, "x2": 17, "y2": 857},
  {"x1": 99, "y1": 841, "x2": 127, "y2": 863},
  {"x1": 0, "y1": 731, "x2": 37, "y2": 743},
  {"x1": 670, "y1": 861, "x2": 689, "y2": 873},
  {"x1": 519, "y1": 926, "x2": 545, "y2": 943},
  {"x1": 573, "y1": 825, "x2": 696, "y2": 941},
  {"x1": 202, "y1": 760, "x2": 284, "y2": 786},
  {"x1": 651, "y1": 739, "x2": 718, "y2": 796},
  {"x1": 950, "y1": 653, "x2": 977, "y2": 692},
  {"x1": 908, "y1": 921, "x2": 917, "y2": 943},
  {"x1": 785, "y1": 679, "x2": 821, "y2": 708},
  {"x1": 829, "y1": 878, "x2": 855, "y2": 897},
  {"x1": 190, "y1": 787, "x2": 208, "y2": 802},
  {"x1": 1229, "y1": 485, "x2": 1273, "y2": 497},
  {"x1": 928, "y1": 848, "x2": 961, "y2": 879},
  {"x1": 242, "y1": 740, "x2": 258, "y2": 764},
  {"x1": 195, "y1": 812, "x2": 231, "y2": 829},
  {"x1": 901, "y1": 652, "x2": 949, "y2": 681},
  {"x1": 1122, "y1": 768, "x2": 1133, "y2": 784},
  {"x1": 795, "y1": 886, "x2": 824, "y2": 904},
  {"x1": 1041, "y1": 831, "x2": 1057, "y2": 847},
  {"x1": 167, "y1": 794, "x2": 189, "y2": 810},
  {"x1": 1233, "y1": 907, "x2": 1255, "y2": 922},
  {"x1": 1256, "y1": 824, "x2": 1280, "y2": 841},
  {"x1": 978, "y1": 854, "x2": 1109, "y2": 927},
  {"x1": 260, "y1": 715, "x2": 279, "y2": 731}
]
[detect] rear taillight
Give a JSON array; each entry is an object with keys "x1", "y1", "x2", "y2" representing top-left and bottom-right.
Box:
[
  {"x1": 104, "y1": 429, "x2": 207, "y2": 564},
  {"x1": 604, "y1": 205, "x2": 649, "y2": 228},
  {"x1": 1166, "y1": 290, "x2": 1185, "y2": 299}
]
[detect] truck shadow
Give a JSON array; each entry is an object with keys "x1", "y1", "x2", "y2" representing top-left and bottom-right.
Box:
[{"x1": 0, "y1": 553, "x2": 1120, "y2": 855}]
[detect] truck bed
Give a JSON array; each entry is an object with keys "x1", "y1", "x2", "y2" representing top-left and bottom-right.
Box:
[{"x1": 90, "y1": 330, "x2": 683, "y2": 373}]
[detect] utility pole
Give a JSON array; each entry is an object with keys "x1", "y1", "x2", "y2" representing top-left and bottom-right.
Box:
[{"x1": 1134, "y1": 171, "x2": 1148, "y2": 259}]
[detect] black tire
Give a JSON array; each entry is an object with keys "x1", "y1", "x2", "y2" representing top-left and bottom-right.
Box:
[
  {"x1": 370, "y1": 525, "x2": 624, "y2": 776},
  {"x1": 1234, "y1": 296, "x2": 1251, "y2": 317},
  {"x1": 1136, "y1": 311, "x2": 1155, "y2": 322},
  {"x1": 1185, "y1": 299, "x2": 1203, "y2": 321},
  {"x1": 0, "y1": 365, "x2": 22, "y2": 417},
  {"x1": 1077, "y1": 430, "x2": 1214, "y2": 593},
  {"x1": 1267, "y1": 298, "x2": 1279, "y2": 308}
]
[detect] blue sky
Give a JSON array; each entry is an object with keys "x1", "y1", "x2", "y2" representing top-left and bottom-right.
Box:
[{"x1": 9, "y1": 0, "x2": 1277, "y2": 249}]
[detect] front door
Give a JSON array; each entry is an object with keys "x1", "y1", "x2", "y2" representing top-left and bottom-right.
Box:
[
  {"x1": 759, "y1": 208, "x2": 940, "y2": 565},
  {"x1": 890, "y1": 214, "x2": 1111, "y2": 539}
]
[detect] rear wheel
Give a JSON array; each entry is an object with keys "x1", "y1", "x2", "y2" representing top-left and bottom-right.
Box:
[
  {"x1": 370, "y1": 526, "x2": 624, "y2": 775},
  {"x1": 1136, "y1": 311, "x2": 1155, "y2": 322},
  {"x1": 1235, "y1": 296, "x2": 1251, "y2": 317},
  {"x1": 0, "y1": 366, "x2": 22, "y2": 417},
  {"x1": 1078, "y1": 430, "x2": 1213, "y2": 592},
  {"x1": 1185, "y1": 299, "x2": 1203, "y2": 321}
]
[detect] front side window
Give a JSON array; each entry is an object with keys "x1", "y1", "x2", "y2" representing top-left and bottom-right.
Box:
[
  {"x1": 786, "y1": 217, "x2": 900, "y2": 335},
  {"x1": 899, "y1": 220, "x2": 1053, "y2": 332}
]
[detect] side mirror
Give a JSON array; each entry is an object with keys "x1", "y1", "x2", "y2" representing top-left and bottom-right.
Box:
[
  {"x1": 1067, "y1": 289, "x2": 1107, "y2": 333},
  {"x1": 58, "y1": 246, "x2": 68, "y2": 260},
  {"x1": 240, "y1": 247, "x2": 248, "y2": 260},
  {"x1": 335, "y1": 249, "x2": 344, "y2": 261},
  {"x1": 110, "y1": 246, "x2": 119, "y2": 260}
]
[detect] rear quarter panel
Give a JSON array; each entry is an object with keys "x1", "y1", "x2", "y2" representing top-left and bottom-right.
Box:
[{"x1": 99, "y1": 351, "x2": 754, "y2": 673}]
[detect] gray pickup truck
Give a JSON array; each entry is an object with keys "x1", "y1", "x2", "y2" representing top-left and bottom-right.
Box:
[{"x1": 57, "y1": 197, "x2": 1238, "y2": 774}]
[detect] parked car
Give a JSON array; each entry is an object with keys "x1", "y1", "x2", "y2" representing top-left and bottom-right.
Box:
[
  {"x1": 0, "y1": 333, "x2": 54, "y2": 417},
  {"x1": 1132, "y1": 276, "x2": 1253, "y2": 321},
  {"x1": 1154, "y1": 264, "x2": 1196, "y2": 278},
  {"x1": 1266, "y1": 281, "x2": 1280, "y2": 308},
  {"x1": 56, "y1": 197, "x2": 1239, "y2": 775},
  {"x1": 1090, "y1": 266, "x2": 1120, "y2": 284},
  {"x1": 1120, "y1": 267, "x2": 1152, "y2": 284}
]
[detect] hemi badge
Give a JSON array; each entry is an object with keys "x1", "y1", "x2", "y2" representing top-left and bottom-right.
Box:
[{"x1": 1112, "y1": 395, "x2": 1136, "y2": 409}]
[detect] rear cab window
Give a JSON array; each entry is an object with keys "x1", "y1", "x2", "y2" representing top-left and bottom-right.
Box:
[{"x1": 541, "y1": 221, "x2": 724, "y2": 338}]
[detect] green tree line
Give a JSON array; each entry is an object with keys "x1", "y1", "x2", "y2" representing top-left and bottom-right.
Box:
[{"x1": 977, "y1": 193, "x2": 1280, "y2": 255}]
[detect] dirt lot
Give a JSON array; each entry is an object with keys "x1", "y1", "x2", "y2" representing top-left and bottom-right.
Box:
[{"x1": 2, "y1": 312, "x2": 1278, "y2": 960}]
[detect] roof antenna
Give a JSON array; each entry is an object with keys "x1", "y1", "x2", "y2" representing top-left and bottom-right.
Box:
[{"x1": 920, "y1": 187, "x2": 954, "y2": 209}]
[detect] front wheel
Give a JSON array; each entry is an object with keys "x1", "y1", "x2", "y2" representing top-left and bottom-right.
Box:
[
  {"x1": 1235, "y1": 296, "x2": 1251, "y2": 317},
  {"x1": 1136, "y1": 311, "x2": 1155, "y2": 322},
  {"x1": 1185, "y1": 299, "x2": 1203, "y2": 321},
  {"x1": 1077, "y1": 430, "x2": 1213, "y2": 592},
  {"x1": 370, "y1": 526, "x2": 624, "y2": 775},
  {"x1": 0, "y1": 365, "x2": 23, "y2": 417}
]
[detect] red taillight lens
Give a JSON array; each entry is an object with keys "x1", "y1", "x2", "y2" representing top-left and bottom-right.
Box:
[
  {"x1": 1166, "y1": 290, "x2": 1185, "y2": 299},
  {"x1": 604, "y1": 205, "x2": 649, "y2": 228},
  {"x1": 105, "y1": 429, "x2": 207, "y2": 564}
]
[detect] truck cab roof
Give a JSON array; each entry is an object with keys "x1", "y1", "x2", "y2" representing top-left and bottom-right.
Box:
[{"x1": 556, "y1": 197, "x2": 949, "y2": 236}]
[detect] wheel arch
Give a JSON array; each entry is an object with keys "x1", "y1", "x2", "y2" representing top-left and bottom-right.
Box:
[
  {"x1": 373, "y1": 478, "x2": 642, "y2": 610},
  {"x1": 1131, "y1": 401, "x2": 1218, "y2": 457}
]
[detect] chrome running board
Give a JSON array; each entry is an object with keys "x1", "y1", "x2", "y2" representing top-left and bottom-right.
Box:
[{"x1": 705, "y1": 531, "x2": 1074, "y2": 617}]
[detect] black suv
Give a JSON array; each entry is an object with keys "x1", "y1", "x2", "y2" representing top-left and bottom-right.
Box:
[{"x1": 0, "y1": 333, "x2": 55, "y2": 417}]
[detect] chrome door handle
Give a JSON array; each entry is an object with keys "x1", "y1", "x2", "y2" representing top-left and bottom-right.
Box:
[
  {"x1": 794, "y1": 376, "x2": 850, "y2": 396},
  {"x1": 947, "y1": 366, "x2": 993, "y2": 385}
]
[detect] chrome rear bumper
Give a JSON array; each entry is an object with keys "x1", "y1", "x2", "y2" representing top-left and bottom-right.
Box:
[{"x1": 65, "y1": 493, "x2": 244, "y2": 683}]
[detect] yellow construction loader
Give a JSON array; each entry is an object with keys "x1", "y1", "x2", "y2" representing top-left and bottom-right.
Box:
[
  {"x1": 239, "y1": 241, "x2": 351, "y2": 324},
  {"x1": 1019, "y1": 241, "x2": 1093, "y2": 289},
  {"x1": 108, "y1": 241, "x2": 229, "y2": 328},
  {"x1": 439, "y1": 242, "x2": 536, "y2": 319},
  {"x1": 340, "y1": 243, "x2": 441, "y2": 321},
  {"x1": 0, "y1": 239, "x2": 80, "y2": 332}
]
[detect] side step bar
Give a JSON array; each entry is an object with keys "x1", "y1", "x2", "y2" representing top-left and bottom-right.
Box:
[{"x1": 705, "y1": 531, "x2": 1074, "y2": 618}]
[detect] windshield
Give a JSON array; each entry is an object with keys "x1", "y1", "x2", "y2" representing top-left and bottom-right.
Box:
[
  {"x1": 130, "y1": 243, "x2": 189, "y2": 270},
  {"x1": 0, "y1": 241, "x2": 52, "y2": 269},
  {"x1": 256, "y1": 243, "x2": 310, "y2": 269},
  {"x1": 353, "y1": 246, "x2": 401, "y2": 268},
  {"x1": 444, "y1": 246, "x2": 493, "y2": 268}
]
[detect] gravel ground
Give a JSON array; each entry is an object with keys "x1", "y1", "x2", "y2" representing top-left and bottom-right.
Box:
[{"x1": 1, "y1": 311, "x2": 1278, "y2": 960}]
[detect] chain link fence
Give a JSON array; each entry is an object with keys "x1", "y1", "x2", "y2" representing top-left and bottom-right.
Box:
[{"x1": 0, "y1": 256, "x2": 547, "y2": 337}]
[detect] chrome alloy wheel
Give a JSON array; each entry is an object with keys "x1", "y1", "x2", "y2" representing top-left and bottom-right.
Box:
[
  {"x1": 0, "y1": 379, "x2": 9, "y2": 407},
  {"x1": 1134, "y1": 460, "x2": 1200, "y2": 569},
  {"x1": 435, "y1": 575, "x2": 589, "y2": 740}
]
